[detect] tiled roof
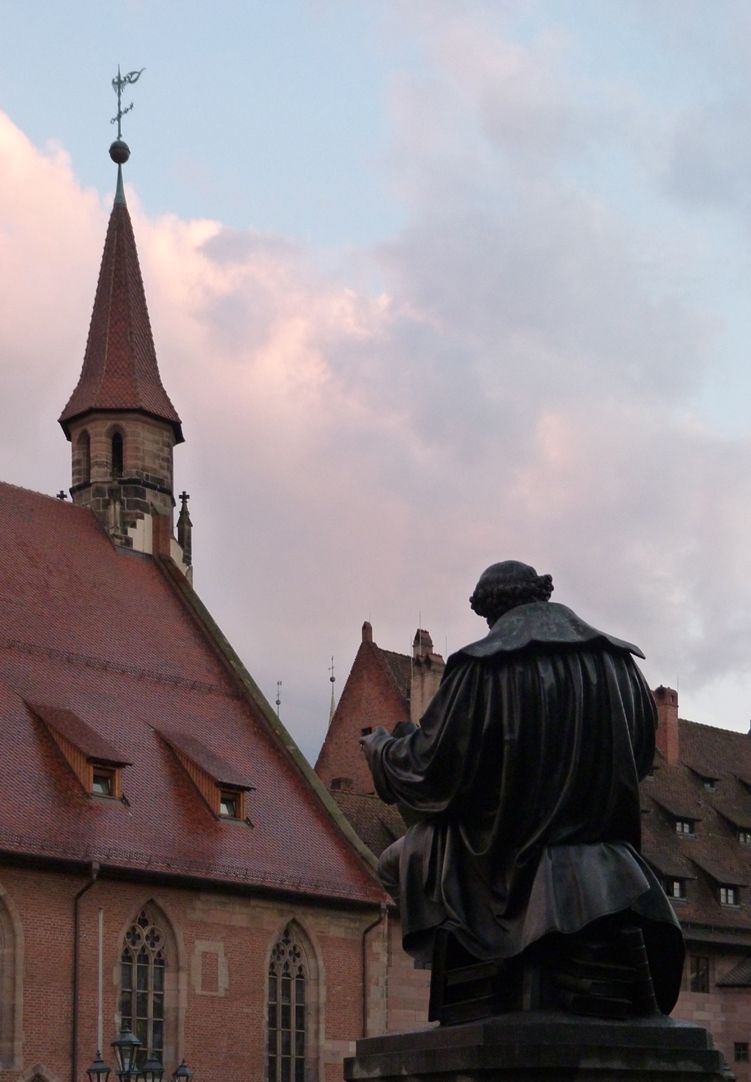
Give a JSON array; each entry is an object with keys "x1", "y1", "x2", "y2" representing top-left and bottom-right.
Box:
[
  {"x1": 717, "y1": 955, "x2": 751, "y2": 986},
  {"x1": 639, "y1": 719, "x2": 751, "y2": 933},
  {"x1": 379, "y1": 649, "x2": 412, "y2": 701},
  {"x1": 59, "y1": 187, "x2": 182, "y2": 441},
  {"x1": 29, "y1": 703, "x2": 130, "y2": 765},
  {"x1": 329, "y1": 791, "x2": 407, "y2": 858},
  {"x1": 0, "y1": 481, "x2": 380, "y2": 903},
  {"x1": 158, "y1": 729, "x2": 252, "y2": 790}
]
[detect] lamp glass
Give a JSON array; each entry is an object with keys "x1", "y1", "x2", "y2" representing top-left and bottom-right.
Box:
[{"x1": 111, "y1": 1025, "x2": 142, "y2": 1076}]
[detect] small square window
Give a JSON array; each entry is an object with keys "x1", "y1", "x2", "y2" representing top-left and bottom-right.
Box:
[
  {"x1": 665, "y1": 878, "x2": 686, "y2": 900},
  {"x1": 735, "y1": 1042, "x2": 749, "y2": 1063},
  {"x1": 675, "y1": 818, "x2": 695, "y2": 835},
  {"x1": 92, "y1": 768, "x2": 115, "y2": 796},
  {"x1": 739, "y1": 830, "x2": 751, "y2": 846},
  {"x1": 219, "y1": 791, "x2": 240, "y2": 818},
  {"x1": 720, "y1": 885, "x2": 739, "y2": 907}
]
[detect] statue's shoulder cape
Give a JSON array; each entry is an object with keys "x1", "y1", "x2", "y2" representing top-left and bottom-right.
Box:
[{"x1": 456, "y1": 602, "x2": 645, "y2": 661}]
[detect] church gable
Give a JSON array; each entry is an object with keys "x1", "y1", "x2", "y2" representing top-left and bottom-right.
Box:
[{"x1": 0, "y1": 483, "x2": 380, "y2": 904}]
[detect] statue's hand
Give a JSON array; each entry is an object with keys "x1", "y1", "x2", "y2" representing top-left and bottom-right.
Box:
[{"x1": 359, "y1": 726, "x2": 389, "y2": 755}]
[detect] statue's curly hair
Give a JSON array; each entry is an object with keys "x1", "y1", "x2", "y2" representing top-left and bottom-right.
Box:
[{"x1": 469, "y1": 561, "x2": 553, "y2": 622}]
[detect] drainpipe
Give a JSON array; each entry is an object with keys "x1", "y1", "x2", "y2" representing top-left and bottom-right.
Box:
[
  {"x1": 361, "y1": 903, "x2": 387, "y2": 1038},
  {"x1": 72, "y1": 863, "x2": 100, "y2": 1082}
]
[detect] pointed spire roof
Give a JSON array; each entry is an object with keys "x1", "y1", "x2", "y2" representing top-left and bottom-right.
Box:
[{"x1": 59, "y1": 144, "x2": 183, "y2": 442}]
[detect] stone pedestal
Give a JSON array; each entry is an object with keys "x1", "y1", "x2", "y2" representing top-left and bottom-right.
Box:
[{"x1": 344, "y1": 1012, "x2": 733, "y2": 1081}]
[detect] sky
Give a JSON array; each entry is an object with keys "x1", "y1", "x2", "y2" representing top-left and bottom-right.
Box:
[{"x1": 3, "y1": 1, "x2": 751, "y2": 761}]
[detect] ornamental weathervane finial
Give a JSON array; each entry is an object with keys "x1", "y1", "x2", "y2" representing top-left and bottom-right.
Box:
[{"x1": 110, "y1": 65, "x2": 145, "y2": 141}]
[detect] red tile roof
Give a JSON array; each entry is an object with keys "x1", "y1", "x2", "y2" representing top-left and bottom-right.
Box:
[
  {"x1": 159, "y1": 729, "x2": 252, "y2": 790},
  {"x1": 29, "y1": 703, "x2": 130, "y2": 765},
  {"x1": 0, "y1": 482, "x2": 380, "y2": 903},
  {"x1": 58, "y1": 191, "x2": 182, "y2": 442}
]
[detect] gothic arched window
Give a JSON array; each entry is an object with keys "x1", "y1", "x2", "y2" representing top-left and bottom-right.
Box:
[
  {"x1": 111, "y1": 432, "x2": 124, "y2": 478},
  {"x1": 267, "y1": 926, "x2": 310, "y2": 1082},
  {"x1": 120, "y1": 909, "x2": 167, "y2": 1064},
  {"x1": 0, "y1": 890, "x2": 20, "y2": 1068}
]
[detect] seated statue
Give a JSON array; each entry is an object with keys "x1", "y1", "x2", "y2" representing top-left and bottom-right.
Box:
[{"x1": 361, "y1": 561, "x2": 684, "y2": 1022}]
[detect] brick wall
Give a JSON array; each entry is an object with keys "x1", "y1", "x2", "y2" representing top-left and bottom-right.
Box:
[{"x1": 0, "y1": 865, "x2": 401, "y2": 1082}]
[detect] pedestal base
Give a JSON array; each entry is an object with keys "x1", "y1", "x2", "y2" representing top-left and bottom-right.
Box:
[{"x1": 344, "y1": 1012, "x2": 733, "y2": 1081}]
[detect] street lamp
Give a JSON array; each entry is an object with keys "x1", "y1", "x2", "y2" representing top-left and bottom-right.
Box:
[
  {"x1": 86, "y1": 1051, "x2": 112, "y2": 1082},
  {"x1": 138, "y1": 1056, "x2": 164, "y2": 1082},
  {"x1": 171, "y1": 1062, "x2": 192, "y2": 1082},
  {"x1": 111, "y1": 1025, "x2": 142, "y2": 1082}
]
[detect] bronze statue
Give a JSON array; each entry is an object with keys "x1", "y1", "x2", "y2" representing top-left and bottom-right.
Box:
[{"x1": 361, "y1": 561, "x2": 684, "y2": 1022}]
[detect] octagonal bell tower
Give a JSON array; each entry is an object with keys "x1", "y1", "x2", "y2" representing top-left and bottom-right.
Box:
[{"x1": 59, "y1": 111, "x2": 191, "y2": 575}]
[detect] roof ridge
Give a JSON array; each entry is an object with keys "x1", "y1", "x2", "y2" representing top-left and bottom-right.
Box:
[
  {"x1": 0, "y1": 480, "x2": 90, "y2": 507},
  {"x1": 679, "y1": 716, "x2": 750, "y2": 738}
]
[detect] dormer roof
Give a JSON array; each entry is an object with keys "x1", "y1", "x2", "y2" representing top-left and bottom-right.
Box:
[{"x1": 59, "y1": 167, "x2": 182, "y2": 442}]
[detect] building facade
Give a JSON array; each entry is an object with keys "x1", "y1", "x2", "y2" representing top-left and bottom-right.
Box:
[{"x1": 318, "y1": 625, "x2": 751, "y2": 1077}]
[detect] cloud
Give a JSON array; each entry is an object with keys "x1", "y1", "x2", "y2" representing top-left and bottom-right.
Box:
[{"x1": 3, "y1": 4, "x2": 751, "y2": 760}]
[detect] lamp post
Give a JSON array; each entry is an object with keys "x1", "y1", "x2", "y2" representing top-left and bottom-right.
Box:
[
  {"x1": 138, "y1": 1056, "x2": 164, "y2": 1082},
  {"x1": 111, "y1": 1025, "x2": 142, "y2": 1082},
  {"x1": 86, "y1": 1051, "x2": 112, "y2": 1082},
  {"x1": 171, "y1": 1062, "x2": 192, "y2": 1082}
]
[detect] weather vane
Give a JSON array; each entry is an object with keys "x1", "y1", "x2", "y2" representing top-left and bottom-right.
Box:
[{"x1": 111, "y1": 66, "x2": 145, "y2": 140}]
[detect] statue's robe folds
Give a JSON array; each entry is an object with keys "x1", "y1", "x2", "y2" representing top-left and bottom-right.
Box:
[{"x1": 364, "y1": 602, "x2": 684, "y2": 1014}]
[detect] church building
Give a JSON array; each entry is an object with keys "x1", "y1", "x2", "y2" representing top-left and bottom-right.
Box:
[{"x1": 0, "y1": 134, "x2": 421, "y2": 1082}]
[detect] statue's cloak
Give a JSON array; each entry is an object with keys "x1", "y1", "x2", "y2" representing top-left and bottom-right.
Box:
[{"x1": 365, "y1": 602, "x2": 684, "y2": 1014}]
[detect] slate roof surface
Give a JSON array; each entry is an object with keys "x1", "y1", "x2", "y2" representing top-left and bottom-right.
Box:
[
  {"x1": 0, "y1": 482, "x2": 380, "y2": 903},
  {"x1": 59, "y1": 186, "x2": 182, "y2": 440}
]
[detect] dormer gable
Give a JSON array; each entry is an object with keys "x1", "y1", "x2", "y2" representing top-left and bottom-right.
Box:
[
  {"x1": 158, "y1": 729, "x2": 253, "y2": 821},
  {"x1": 27, "y1": 702, "x2": 130, "y2": 798}
]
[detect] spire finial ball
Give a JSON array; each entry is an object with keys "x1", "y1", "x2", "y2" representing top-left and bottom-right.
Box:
[{"x1": 109, "y1": 140, "x2": 130, "y2": 165}]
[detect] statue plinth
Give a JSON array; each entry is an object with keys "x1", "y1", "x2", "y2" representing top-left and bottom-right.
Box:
[{"x1": 344, "y1": 1012, "x2": 733, "y2": 1081}]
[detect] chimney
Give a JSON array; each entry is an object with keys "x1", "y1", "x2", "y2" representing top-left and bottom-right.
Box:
[
  {"x1": 413, "y1": 628, "x2": 434, "y2": 661},
  {"x1": 654, "y1": 686, "x2": 679, "y2": 765},
  {"x1": 362, "y1": 621, "x2": 373, "y2": 644}
]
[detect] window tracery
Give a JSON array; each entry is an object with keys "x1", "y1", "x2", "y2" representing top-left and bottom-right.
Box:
[
  {"x1": 120, "y1": 909, "x2": 166, "y2": 1064},
  {"x1": 267, "y1": 926, "x2": 308, "y2": 1082}
]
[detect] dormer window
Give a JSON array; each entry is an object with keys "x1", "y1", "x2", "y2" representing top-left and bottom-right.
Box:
[
  {"x1": 158, "y1": 730, "x2": 252, "y2": 823},
  {"x1": 675, "y1": 818, "x2": 695, "y2": 835},
  {"x1": 701, "y1": 777, "x2": 717, "y2": 792},
  {"x1": 219, "y1": 790, "x2": 242, "y2": 819},
  {"x1": 720, "y1": 885, "x2": 739, "y2": 907},
  {"x1": 91, "y1": 766, "x2": 117, "y2": 797},
  {"x1": 28, "y1": 703, "x2": 130, "y2": 802},
  {"x1": 665, "y1": 878, "x2": 687, "y2": 900}
]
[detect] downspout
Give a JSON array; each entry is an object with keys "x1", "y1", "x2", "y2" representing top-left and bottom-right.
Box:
[
  {"x1": 361, "y1": 903, "x2": 387, "y2": 1038},
  {"x1": 72, "y1": 862, "x2": 100, "y2": 1082}
]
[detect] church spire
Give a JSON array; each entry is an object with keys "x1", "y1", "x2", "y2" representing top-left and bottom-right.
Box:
[
  {"x1": 58, "y1": 136, "x2": 182, "y2": 441},
  {"x1": 59, "y1": 71, "x2": 190, "y2": 577}
]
